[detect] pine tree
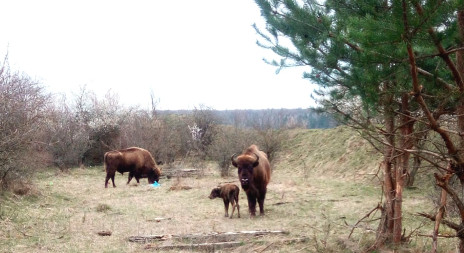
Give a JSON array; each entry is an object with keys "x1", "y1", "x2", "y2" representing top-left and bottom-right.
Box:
[{"x1": 254, "y1": 0, "x2": 464, "y2": 250}]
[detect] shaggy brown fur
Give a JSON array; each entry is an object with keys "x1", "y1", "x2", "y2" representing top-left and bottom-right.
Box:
[
  {"x1": 231, "y1": 145, "x2": 271, "y2": 217},
  {"x1": 209, "y1": 184, "x2": 240, "y2": 218},
  {"x1": 104, "y1": 147, "x2": 161, "y2": 188}
]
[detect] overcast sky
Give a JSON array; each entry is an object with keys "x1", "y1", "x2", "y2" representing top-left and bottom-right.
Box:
[{"x1": 0, "y1": 0, "x2": 317, "y2": 110}]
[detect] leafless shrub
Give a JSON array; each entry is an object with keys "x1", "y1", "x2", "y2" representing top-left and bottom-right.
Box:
[
  {"x1": 251, "y1": 110, "x2": 288, "y2": 163},
  {"x1": 0, "y1": 57, "x2": 51, "y2": 189},
  {"x1": 46, "y1": 88, "x2": 127, "y2": 168},
  {"x1": 45, "y1": 95, "x2": 91, "y2": 170},
  {"x1": 188, "y1": 105, "x2": 218, "y2": 158},
  {"x1": 118, "y1": 109, "x2": 168, "y2": 164},
  {"x1": 254, "y1": 128, "x2": 287, "y2": 163},
  {"x1": 208, "y1": 126, "x2": 256, "y2": 177}
]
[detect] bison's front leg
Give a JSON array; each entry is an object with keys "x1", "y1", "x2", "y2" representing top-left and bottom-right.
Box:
[
  {"x1": 127, "y1": 172, "x2": 134, "y2": 185},
  {"x1": 246, "y1": 193, "x2": 257, "y2": 217},
  {"x1": 258, "y1": 189, "x2": 267, "y2": 216},
  {"x1": 223, "y1": 199, "x2": 230, "y2": 217}
]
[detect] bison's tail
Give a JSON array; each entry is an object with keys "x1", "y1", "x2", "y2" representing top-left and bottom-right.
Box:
[{"x1": 103, "y1": 153, "x2": 108, "y2": 172}]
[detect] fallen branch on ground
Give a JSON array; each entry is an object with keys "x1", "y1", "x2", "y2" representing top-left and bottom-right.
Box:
[
  {"x1": 128, "y1": 230, "x2": 290, "y2": 243},
  {"x1": 97, "y1": 230, "x2": 112, "y2": 236},
  {"x1": 144, "y1": 241, "x2": 242, "y2": 250},
  {"x1": 273, "y1": 201, "x2": 291, "y2": 206},
  {"x1": 146, "y1": 217, "x2": 171, "y2": 222},
  {"x1": 143, "y1": 237, "x2": 308, "y2": 251},
  {"x1": 169, "y1": 185, "x2": 193, "y2": 191},
  {"x1": 417, "y1": 233, "x2": 456, "y2": 238}
]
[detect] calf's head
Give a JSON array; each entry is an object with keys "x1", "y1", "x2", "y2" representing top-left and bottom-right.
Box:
[
  {"x1": 209, "y1": 187, "x2": 221, "y2": 199},
  {"x1": 231, "y1": 153, "x2": 259, "y2": 190}
]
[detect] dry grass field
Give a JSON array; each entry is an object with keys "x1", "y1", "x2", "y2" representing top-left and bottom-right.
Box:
[{"x1": 0, "y1": 127, "x2": 458, "y2": 252}]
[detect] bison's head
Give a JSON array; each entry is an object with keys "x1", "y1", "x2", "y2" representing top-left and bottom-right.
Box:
[
  {"x1": 148, "y1": 168, "x2": 161, "y2": 184},
  {"x1": 209, "y1": 187, "x2": 221, "y2": 199},
  {"x1": 231, "y1": 153, "x2": 259, "y2": 190}
]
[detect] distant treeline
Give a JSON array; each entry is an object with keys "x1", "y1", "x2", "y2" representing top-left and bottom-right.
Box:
[{"x1": 159, "y1": 108, "x2": 337, "y2": 129}]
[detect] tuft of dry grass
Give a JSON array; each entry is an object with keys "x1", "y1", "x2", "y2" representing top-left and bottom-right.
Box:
[{"x1": 96, "y1": 203, "x2": 111, "y2": 213}]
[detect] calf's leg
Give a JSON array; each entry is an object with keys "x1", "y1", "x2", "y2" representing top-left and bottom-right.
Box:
[
  {"x1": 230, "y1": 199, "x2": 236, "y2": 219},
  {"x1": 229, "y1": 191, "x2": 240, "y2": 218},
  {"x1": 223, "y1": 199, "x2": 230, "y2": 217}
]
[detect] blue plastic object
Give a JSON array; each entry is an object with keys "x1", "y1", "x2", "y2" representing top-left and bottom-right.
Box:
[{"x1": 151, "y1": 181, "x2": 160, "y2": 187}]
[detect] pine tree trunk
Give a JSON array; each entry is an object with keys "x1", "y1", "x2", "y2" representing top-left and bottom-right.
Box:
[
  {"x1": 457, "y1": 10, "x2": 464, "y2": 253},
  {"x1": 393, "y1": 94, "x2": 414, "y2": 243},
  {"x1": 406, "y1": 156, "x2": 420, "y2": 187},
  {"x1": 457, "y1": 9, "x2": 464, "y2": 156},
  {"x1": 393, "y1": 166, "x2": 404, "y2": 243},
  {"x1": 376, "y1": 88, "x2": 396, "y2": 247}
]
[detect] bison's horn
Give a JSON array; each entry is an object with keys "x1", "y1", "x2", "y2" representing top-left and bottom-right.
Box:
[
  {"x1": 253, "y1": 153, "x2": 259, "y2": 162},
  {"x1": 231, "y1": 153, "x2": 238, "y2": 167}
]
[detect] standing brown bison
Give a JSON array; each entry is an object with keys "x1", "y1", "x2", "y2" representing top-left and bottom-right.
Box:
[
  {"x1": 104, "y1": 147, "x2": 162, "y2": 188},
  {"x1": 231, "y1": 145, "x2": 271, "y2": 217}
]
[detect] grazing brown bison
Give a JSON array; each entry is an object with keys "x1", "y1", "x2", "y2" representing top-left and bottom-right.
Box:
[
  {"x1": 231, "y1": 145, "x2": 271, "y2": 217},
  {"x1": 104, "y1": 147, "x2": 162, "y2": 188},
  {"x1": 209, "y1": 184, "x2": 240, "y2": 218}
]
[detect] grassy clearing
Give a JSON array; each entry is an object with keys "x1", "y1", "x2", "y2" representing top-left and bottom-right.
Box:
[{"x1": 0, "y1": 127, "x2": 458, "y2": 252}]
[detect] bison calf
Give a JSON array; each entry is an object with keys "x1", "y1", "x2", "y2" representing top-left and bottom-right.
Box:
[{"x1": 209, "y1": 184, "x2": 240, "y2": 218}]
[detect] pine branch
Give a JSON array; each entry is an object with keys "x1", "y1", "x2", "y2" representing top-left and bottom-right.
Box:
[
  {"x1": 402, "y1": 0, "x2": 461, "y2": 165},
  {"x1": 413, "y1": 2, "x2": 464, "y2": 92},
  {"x1": 416, "y1": 67, "x2": 454, "y2": 91}
]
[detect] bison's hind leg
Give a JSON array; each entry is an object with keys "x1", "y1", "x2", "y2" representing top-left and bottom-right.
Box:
[
  {"x1": 230, "y1": 191, "x2": 240, "y2": 218},
  {"x1": 105, "y1": 172, "x2": 116, "y2": 188},
  {"x1": 105, "y1": 177, "x2": 109, "y2": 188},
  {"x1": 223, "y1": 199, "x2": 230, "y2": 217},
  {"x1": 234, "y1": 195, "x2": 240, "y2": 218},
  {"x1": 230, "y1": 199, "x2": 240, "y2": 219}
]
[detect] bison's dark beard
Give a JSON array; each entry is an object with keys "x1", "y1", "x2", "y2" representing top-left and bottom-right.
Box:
[{"x1": 240, "y1": 182, "x2": 258, "y2": 195}]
